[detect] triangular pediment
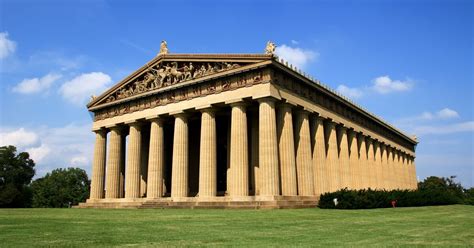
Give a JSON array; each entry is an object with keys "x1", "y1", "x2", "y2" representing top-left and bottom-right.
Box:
[{"x1": 87, "y1": 54, "x2": 272, "y2": 110}]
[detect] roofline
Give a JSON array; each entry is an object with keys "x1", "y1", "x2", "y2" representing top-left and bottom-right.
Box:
[
  {"x1": 270, "y1": 58, "x2": 418, "y2": 145},
  {"x1": 86, "y1": 52, "x2": 417, "y2": 145}
]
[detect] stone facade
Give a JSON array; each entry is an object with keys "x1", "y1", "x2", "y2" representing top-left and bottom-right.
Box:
[{"x1": 78, "y1": 44, "x2": 417, "y2": 209}]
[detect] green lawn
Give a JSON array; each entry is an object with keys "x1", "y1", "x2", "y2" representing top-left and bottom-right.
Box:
[{"x1": 0, "y1": 205, "x2": 472, "y2": 247}]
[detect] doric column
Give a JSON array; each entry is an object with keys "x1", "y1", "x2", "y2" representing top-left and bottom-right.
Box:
[
  {"x1": 119, "y1": 134, "x2": 126, "y2": 197},
  {"x1": 277, "y1": 103, "x2": 297, "y2": 196},
  {"x1": 250, "y1": 110, "x2": 260, "y2": 195},
  {"x1": 295, "y1": 110, "x2": 314, "y2": 196},
  {"x1": 388, "y1": 147, "x2": 395, "y2": 190},
  {"x1": 140, "y1": 129, "x2": 149, "y2": 197},
  {"x1": 229, "y1": 102, "x2": 249, "y2": 197},
  {"x1": 348, "y1": 130, "x2": 359, "y2": 190},
  {"x1": 325, "y1": 120, "x2": 339, "y2": 192},
  {"x1": 407, "y1": 155, "x2": 412, "y2": 189},
  {"x1": 312, "y1": 116, "x2": 326, "y2": 195},
  {"x1": 226, "y1": 115, "x2": 231, "y2": 195},
  {"x1": 171, "y1": 113, "x2": 189, "y2": 198},
  {"x1": 401, "y1": 153, "x2": 408, "y2": 189},
  {"x1": 373, "y1": 141, "x2": 382, "y2": 189},
  {"x1": 147, "y1": 118, "x2": 165, "y2": 198},
  {"x1": 198, "y1": 108, "x2": 217, "y2": 198},
  {"x1": 337, "y1": 126, "x2": 350, "y2": 190},
  {"x1": 394, "y1": 151, "x2": 400, "y2": 189},
  {"x1": 258, "y1": 98, "x2": 280, "y2": 196},
  {"x1": 366, "y1": 138, "x2": 376, "y2": 189},
  {"x1": 407, "y1": 154, "x2": 412, "y2": 189},
  {"x1": 380, "y1": 143, "x2": 387, "y2": 190},
  {"x1": 385, "y1": 145, "x2": 393, "y2": 190},
  {"x1": 90, "y1": 129, "x2": 107, "y2": 199},
  {"x1": 358, "y1": 134, "x2": 368, "y2": 189},
  {"x1": 125, "y1": 122, "x2": 142, "y2": 199},
  {"x1": 105, "y1": 126, "x2": 123, "y2": 199},
  {"x1": 411, "y1": 157, "x2": 418, "y2": 189}
]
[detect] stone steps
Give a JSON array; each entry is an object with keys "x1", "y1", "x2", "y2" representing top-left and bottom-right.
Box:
[
  {"x1": 138, "y1": 199, "x2": 317, "y2": 209},
  {"x1": 75, "y1": 197, "x2": 319, "y2": 209}
]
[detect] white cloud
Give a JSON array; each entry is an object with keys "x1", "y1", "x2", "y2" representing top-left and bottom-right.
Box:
[
  {"x1": 412, "y1": 121, "x2": 474, "y2": 135},
  {"x1": 372, "y1": 75, "x2": 413, "y2": 94},
  {"x1": 0, "y1": 32, "x2": 16, "y2": 59},
  {"x1": 437, "y1": 108, "x2": 459, "y2": 119},
  {"x1": 26, "y1": 144, "x2": 51, "y2": 163},
  {"x1": 395, "y1": 108, "x2": 471, "y2": 137},
  {"x1": 336, "y1": 84, "x2": 363, "y2": 99},
  {"x1": 0, "y1": 128, "x2": 39, "y2": 148},
  {"x1": 400, "y1": 108, "x2": 460, "y2": 123},
  {"x1": 417, "y1": 108, "x2": 459, "y2": 120},
  {"x1": 290, "y1": 40, "x2": 299, "y2": 45},
  {"x1": 59, "y1": 72, "x2": 112, "y2": 106},
  {"x1": 12, "y1": 73, "x2": 62, "y2": 94},
  {"x1": 70, "y1": 156, "x2": 89, "y2": 167},
  {"x1": 419, "y1": 112, "x2": 434, "y2": 120},
  {"x1": 0, "y1": 124, "x2": 95, "y2": 177},
  {"x1": 275, "y1": 44, "x2": 318, "y2": 69}
]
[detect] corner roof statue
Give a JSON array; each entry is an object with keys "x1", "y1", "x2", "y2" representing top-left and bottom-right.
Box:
[
  {"x1": 80, "y1": 40, "x2": 418, "y2": 209},
  {"x1": 158, "y1": 40, "x2": 168, "y2": 55},
  {"x1": 265, "y1": 41, "x2": 276, "y2": 55}
]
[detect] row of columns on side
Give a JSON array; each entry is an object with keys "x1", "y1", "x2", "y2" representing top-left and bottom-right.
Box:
[{"x1": 89, "y1": 98, "x2": 417, "y2": 200}]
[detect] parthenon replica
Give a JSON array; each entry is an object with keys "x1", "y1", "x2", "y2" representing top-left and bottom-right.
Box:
[{"x1": 78, "y1": 41, "x2": 418, "y2": 209}]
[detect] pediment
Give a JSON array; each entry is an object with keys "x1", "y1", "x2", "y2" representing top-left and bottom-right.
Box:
[{"x1": 88, "y1": 54, "x2": 272, "y2": 110}]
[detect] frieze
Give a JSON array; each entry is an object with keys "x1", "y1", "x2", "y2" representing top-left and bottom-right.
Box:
[
  {"x1": 273, "y1": 71, "x2": 415, "y2": 152},
  {"x1": 102, "y1": 61, "x2": 243, "y2": 105},
  {"x1": 93, "y1": 69, "x2": 269, "y2": 121}
]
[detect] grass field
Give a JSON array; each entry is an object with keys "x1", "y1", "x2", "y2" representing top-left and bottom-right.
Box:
[{"x1": 0, "y1": 205, "x2": 472, "y2": 247}]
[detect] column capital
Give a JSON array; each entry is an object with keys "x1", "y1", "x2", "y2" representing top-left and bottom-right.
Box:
[
  {"x1": 125, "y1": 120, "x2": 144, "y2": 127},
  {"x1": 196, "y1": 105, "x2": 217, "y2": 113},
  {"x1": 224, "y1": 98, "x2": 246, "y2": 107},
  {"x1": 324, "y1": 119, "x2": 336, "y2": 128},
  {"x1": 229, "y1": 101, "x2": 248, "y2": 108},
  {"x1": 277, "y1": 102, "x2": 294, "y2": 110},
  {"x1": 256, "y1": 97, "x2": 278, "y2": 104},
  {"x1": 315, "y1": 115, "x2": 326, "y2": 123},
  {"x1": 336, "y1": 125, "x2": 348, "y2": 132},
  {"x1": 145, "y1": 114, "x2": 166, "y2": 120},
  {"x1": 93, "y1": 128, "x2": 107, "y2": 135},
  {"x1": 147, "y1": 117, "x2": 165, "y2": 125},
  {"x1": 107, "y1": 124, "x2": 125, "y2": 132},
  {"x1": 347, "y1": 129, "x2": 357, "y2": 138},
  {"x1": 294, "y1": 109, "x2": 310, "y2": 116},
  {"x1": 170, "y1": 111, "x2": 188, "y2": 119}
]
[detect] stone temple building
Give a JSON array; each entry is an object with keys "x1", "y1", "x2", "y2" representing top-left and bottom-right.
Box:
[{"x1": 78, "y1": 41, "x2": 418, "y2": 209}]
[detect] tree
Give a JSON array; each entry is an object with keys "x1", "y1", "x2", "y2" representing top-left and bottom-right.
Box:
[
  {"x1": 0, "y1": 146, "x2": 36, "y2": 207},
  {"x1": 418, "y1": 176, "x2": 465, "y2": 202},
  {"x1": 31, "y1": 168, "x2": 90, "y2": 208},
  {"x1": 463, "y1": 187, "x2": 474, "y2": 205}
]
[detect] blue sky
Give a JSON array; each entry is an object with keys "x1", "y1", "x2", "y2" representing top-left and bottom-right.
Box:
[{"x1": 0, "y1": 0, "x2": 472, "y2": 187}]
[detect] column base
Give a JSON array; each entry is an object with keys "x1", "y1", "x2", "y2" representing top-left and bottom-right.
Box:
[{"x1": 76, "y1": 196, "x2": 319, "y2": 209}]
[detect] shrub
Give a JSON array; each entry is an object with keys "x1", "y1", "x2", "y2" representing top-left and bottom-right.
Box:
[{"x1": 318, "y1": 176, "x2": 465, "y2": 209}]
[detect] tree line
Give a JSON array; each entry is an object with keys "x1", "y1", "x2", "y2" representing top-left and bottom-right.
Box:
[{"x1": 0, "y1": 146, "x2": 89, "y2": 208}]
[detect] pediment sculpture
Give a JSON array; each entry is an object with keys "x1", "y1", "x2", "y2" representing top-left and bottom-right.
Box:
[{"x1": 105, "y1": 61, "x2": 242, "y2": 104}]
